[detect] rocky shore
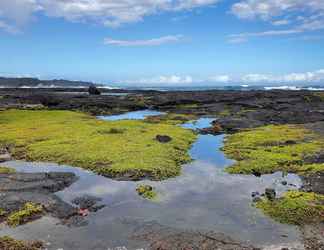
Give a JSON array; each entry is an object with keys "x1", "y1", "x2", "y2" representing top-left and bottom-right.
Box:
[{"x1": 0, "y1": 88, "x2": 324, "y2": 249}]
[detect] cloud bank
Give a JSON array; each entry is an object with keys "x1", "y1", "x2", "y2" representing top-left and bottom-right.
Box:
[
  {"x1": 0, "y1": 0, "x2": 219, "y2": 32},
  {"x1": 121, "y1": 69, "x2": 324, "y2": 85},
  {"x1": 230, "y1": 0, "x2": 324, "y2": 42},
  {"x1": 104, "y1": 35, "x2": 184, "y2": 46}
]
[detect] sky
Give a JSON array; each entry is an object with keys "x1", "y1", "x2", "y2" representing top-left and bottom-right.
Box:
[{"x1": 0, "y1": 0, "x2": 324, "y2": 87}]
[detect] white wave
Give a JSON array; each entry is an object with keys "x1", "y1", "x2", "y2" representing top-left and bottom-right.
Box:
[
  {"x1": 264, "y1": 86, "x2": 301, "y2": 91},
  {"x1": 306, "y1": 87, "x2": 324, "y2": 91}
]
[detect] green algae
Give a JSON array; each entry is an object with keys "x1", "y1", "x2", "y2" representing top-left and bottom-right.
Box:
[
  {"x1": 145, "y1": 113, "x2": 197, "y2": 125},
  {"x1": 7, "y1": 202, "x2": 43, "y2": 227},
  {"x1": 136, "y1": 184, "x2": 157, "y2": 200},
  {"x1": 0, "y1": 208, "x2": 6, "y2": 217},
  {"x1": 223, "y1": 124, "x2": 324, "y2": 175},
  {"x1": 0, "y1": 166, "x2": 16, "y2": 174},
  {"x1": 0, "y1": 110, "x2": 196, "y2": 180},
  {"x1": 0, "y1": 236, "x2": 43, "y2": 250},
  {"x1": 256, "y1": 191, "x2": 324, "y2": 225}
]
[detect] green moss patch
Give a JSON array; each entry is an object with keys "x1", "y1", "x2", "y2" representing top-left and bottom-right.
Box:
[
  {"x1": 0, "y1": 236, "x2": 43, "y2": 250},
  {"x1": 145, "y1": 113, "x2": 197, "y2": 125},
  {"x1": 256, "y1": 191, "x2": 324, "y2": 225},
  {"x1": 223, "y1": 124, "x2": 324, "y2": 174},
  {"x1": 0, "y1": 166, "x2": 16, "y2": 174},
  {"x1": 0, "y1": 110, "x2": 196, "y2": 180},
  {"x1": 136, "y1": 184, "x2": 157, "y2": 200},
  {"x1": 7, "y1": 202, "x2": 43, "y2": 227}
]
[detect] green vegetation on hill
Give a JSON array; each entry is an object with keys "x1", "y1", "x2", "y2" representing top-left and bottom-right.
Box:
[
  {"x1": 256, "y1": 191, "x2": 324, "y2": 225},
  {"x1": 223, "y1": 124, "x2": 324, "y2": 174},
  {"x1": 0, "y1": 110, "x2": 196, "y2": 180}
]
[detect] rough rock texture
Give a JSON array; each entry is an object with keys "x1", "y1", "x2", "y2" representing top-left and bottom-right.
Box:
[
  {"x1": 0, "y1": 172, "x2": 78, "y2": 220},
  {"x1": 302, "y1": 223, "x2": 324, "y2": 250},
  {"x1": 131, "y1": 221, "x2": 260, "y2": 250},
  {"x1": 88, "y1": 85, "x2": 101, "y2": 95},
  {"x1": 72, "y1": 195, "x2": 105, "y2": 212},
  {"x1": 301, "y1": 172, "x2": 324, "y2": 195},
  {"x1": 1, "y1": 89, "x2": 324, "y2": 128}
]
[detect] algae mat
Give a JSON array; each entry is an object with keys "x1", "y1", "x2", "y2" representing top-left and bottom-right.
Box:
[{"x1": 0, "y1": 110, "x2": 196, "y2": 180}]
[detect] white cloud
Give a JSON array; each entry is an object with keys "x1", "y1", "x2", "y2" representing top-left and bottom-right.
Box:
[
  {"x1": 230, "y1": 0, "x2": 324, "y2": 42},
  {"x1": 123, "y1": 75, "x2": 195, "y2": 85},
  {"x1": 231, "y1": 0, "x2": 324, "y2": 20},
  {"x1": 209, "y1": 75, "x2": 231, "y2": 83},
  {"x1": 240, "y1": 69, "x2": 324, "y2": 83},
  {"x1": 272, "y1": 19, "x2": 290, "y2": 26},
  {"x1": 0, "y1": 20, "x2": 20, "y2": 34},
  {"x1": 0, "y1": 0, "x2": 219, "y2": 32},
  {"x1": 104, "y1": 35, "x2": 184, "y2": 46},
  {"x1": 121, "y1": 69, "x2": 324, "y2": 85}
]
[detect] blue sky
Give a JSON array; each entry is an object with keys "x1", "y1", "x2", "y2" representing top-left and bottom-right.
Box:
[{"x1": 0, "y1": 0, "x2": 324, "y2": 86}]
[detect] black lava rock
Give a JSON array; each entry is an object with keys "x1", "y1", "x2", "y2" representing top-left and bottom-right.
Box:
[
  {"x1": 265, "y1": 188, "x2": 276, "y2": 201},
  {"x1": 156, "y1": 135, "x2": 172, "y2": 143},
  {"x1": 88, "y1": 85, "x2": 101, "y2": 95}
]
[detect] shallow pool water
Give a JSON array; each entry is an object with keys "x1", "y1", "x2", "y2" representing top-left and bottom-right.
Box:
[
  {"x1": 0, "y1": 112, "x2": 304, "y2": 250},
  {"x1": 98, "y1": 109, "x2": 164, "y2": 121}
]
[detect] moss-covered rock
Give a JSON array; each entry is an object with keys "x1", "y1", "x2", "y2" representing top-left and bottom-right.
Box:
[
  {"x1": 223, "y1": 124, "x2": 324, "y2": 175},
  {"x1": 136, "y1": 184, "x2": 157, "y2": 200},
  {"x1": 0, "y1": 236, "x2": 43, "y2": 250},
  {"x1": 0, "y1": 110, "x2": 196, "y2": 180},
  {"x1": 7, "y1": 202, "x2": 43, "y2": 227},
  {"x1": 0, "y1": 166, "x2": 16, "y2": 174},
  {"x1": 145, "y1": 113, "x2": 196, "y2": 125},
  {"x1": 256, "y1": 191, "x2": 324, "y2": 225}
]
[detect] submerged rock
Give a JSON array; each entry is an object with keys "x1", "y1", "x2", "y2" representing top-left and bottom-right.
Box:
[
  {"x1": 72, "y1": 195, "x2": 105, "y2": 212},
  {"x1": 131, "y1": 220, "x2": 259, "y2": 250}
]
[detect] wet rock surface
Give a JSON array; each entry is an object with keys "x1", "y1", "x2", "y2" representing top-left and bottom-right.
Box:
[
  {"x1": 301, "y1": 172, "x2": 324, "y2": 195},
  {"x1": 0, "y1": 172, "x2": 79, "y2": 222},
  {"x1": 72, "y1": 195, "x2": 105, "y2": 212},
  {"x1": 0, "y1": 148, "x2": 11, "y2": 163},
  {"x1": 131, "y1": 221, "x2": 260, "y2": 250}
]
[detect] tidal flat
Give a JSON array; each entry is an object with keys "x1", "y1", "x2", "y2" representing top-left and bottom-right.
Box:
[{"x1": 0, "y1": 88, "x2": 324, "y2": 250}]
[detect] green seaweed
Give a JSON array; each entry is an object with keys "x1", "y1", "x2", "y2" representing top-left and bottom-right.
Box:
[
  {"x1": 0, "y1": 166, "x2": 16, "y2": 174},
  {"x1": 145, "y1": 113, "x2": 197, "y2": 125},
  {"x1": 136, "y1": 184, "x2": 157, "y2": 200},
  {"x1": 256, "y1": 191, "x2": 324, "y2": 225},
  {"x1": 7, "y1": 202, "x2": 43, "y2": 227},
  {"x1": 223, "y1": 124, "x2": 324, "y2": 174},
  {"x1": 0, "y1": 236, "x2": 43, "y2": 250},
  {"x1": 0, "y1": 110, "x2": 196, "y2": 180}
]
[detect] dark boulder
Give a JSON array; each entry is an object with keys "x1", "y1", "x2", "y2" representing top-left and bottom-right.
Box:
[
  {"x1": 252, "y1": 169, "x2": 262, "y2": 177},
  {"x1": 156, "y1": 135, "x2": 172, "y2": 143},
  {"x1": 265, "y1": 188, "x2": 276, "y2": 201},
  {"x1": 88, "y1": 85, "x2": 101, "y2": 95},
  {"x1": 72, "y1": 195, "x2": 105, "y2": 212}
]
